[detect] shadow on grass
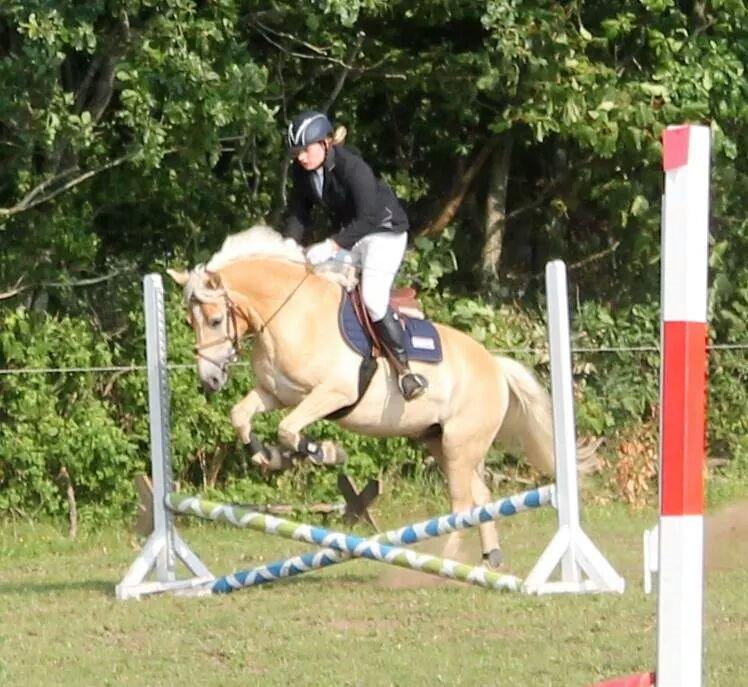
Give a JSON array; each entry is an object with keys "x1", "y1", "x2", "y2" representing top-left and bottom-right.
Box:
[
  {"x1": 0, "y1": 571, "x2": 380, "y2": 597},
  {"x1": 0, "y1": 578, "x2": 113, "y2": 596},
  {"x1": 221, "y1": 571, "x2": 376, "y2": 591},
  {"x1": 0, "y1": 568, "x2": 454, "y2": 600}
]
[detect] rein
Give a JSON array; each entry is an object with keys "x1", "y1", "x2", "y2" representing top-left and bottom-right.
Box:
[{"x1": 257, "y1": 267, "x2": 312, "y2": 335}]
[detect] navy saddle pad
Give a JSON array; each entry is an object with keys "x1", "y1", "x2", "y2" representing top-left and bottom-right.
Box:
[{"x1": 338, "y1": 291, "x2": 443, "y2": 363}]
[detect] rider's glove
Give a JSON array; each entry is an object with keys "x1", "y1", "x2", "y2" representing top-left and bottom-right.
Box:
[{"x1": 305, "y1": 239, "x2": 337, "y2": 265}]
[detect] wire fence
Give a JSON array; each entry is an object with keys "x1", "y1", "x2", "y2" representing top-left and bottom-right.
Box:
[{"x1": 1, "y1": 342, "x2": 746, "y2": 376}]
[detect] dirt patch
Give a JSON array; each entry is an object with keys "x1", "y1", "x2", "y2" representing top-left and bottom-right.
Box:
[
  {"x1": 375, "y1": 532, "x2": 483, "y2": 589},
  {"x1": 705, "y1": 499, "x2": 748, "y2": 572}
]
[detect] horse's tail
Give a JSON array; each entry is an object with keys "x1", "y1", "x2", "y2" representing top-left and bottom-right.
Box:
[{"x1": 493, "y1": 356, "x2": 556, "y2": 476}]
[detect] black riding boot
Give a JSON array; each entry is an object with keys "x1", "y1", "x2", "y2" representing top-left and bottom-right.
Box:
[{"x1": 374, "y1": 309, "x2": 429, "y2": 401}]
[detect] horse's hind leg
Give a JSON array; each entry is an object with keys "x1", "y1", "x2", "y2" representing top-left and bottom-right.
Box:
[
  {"x1": 471, "y1": 463, "x2": 503, "y2": 567},
  {"x1": 426, "y1": 434, "x2": 501, "y2": 567}
]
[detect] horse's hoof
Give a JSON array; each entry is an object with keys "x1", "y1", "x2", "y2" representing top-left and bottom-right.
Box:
[
  {"x1": 321, "y1": 441, "x2": 348, "y2": 466},
  {"x1": 483, "y1": 548, "x2": 503, "y2": 569},
  {"x1": 251, "y1": 445, "x2": 290, "y2": 471},
  {"x1": 298, "y1": 437, "x2": 325, "y2": 465},
  {"x1": 250, "y1": 450, "x2": 269, "y2": 468}
]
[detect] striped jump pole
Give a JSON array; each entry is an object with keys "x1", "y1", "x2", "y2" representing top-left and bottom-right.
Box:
[
  {"x1": 594, "y1": 125, "x2": 711, "y2": 687},
  {"x1": 167, "y1": 493, "x2": 526, "y2": 592},
  {"x1": 206, "y1": 485, "x2": 554, "y2": 593},
  {"x1": 656, "y1": 125, "x2": 710, "y2": 686}
]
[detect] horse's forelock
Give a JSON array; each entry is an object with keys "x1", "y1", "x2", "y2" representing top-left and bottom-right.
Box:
[{"x1": 183, "y1": 266, "x2": 224, "y2": 305}]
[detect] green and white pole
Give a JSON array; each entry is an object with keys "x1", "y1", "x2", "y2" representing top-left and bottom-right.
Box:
[
  {"x1": 167, "y1": 493, "x2": 526, "y2": 592},
  {"x1": 206, "y1": 485, "x2": 553, "y2": 593}
]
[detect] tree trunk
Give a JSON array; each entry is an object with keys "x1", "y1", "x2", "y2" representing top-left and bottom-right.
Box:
[
  {"x1": 419, "y1": 137, "x2": 499, "y2": 237},
  {"x1": 480, "y1": 133, "x2": 513, "y2": 289},
  {"x1": 46, "y1": 15, "x2": 131, "y2": 175}
]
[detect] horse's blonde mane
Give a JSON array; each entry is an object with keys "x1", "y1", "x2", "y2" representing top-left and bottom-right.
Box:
[
  {"x1": 181, "y1": 225, "x2": 305, "y2": 304},
  {"x1": 206, "y1": 224, "x2": 305, "y2": 272}
]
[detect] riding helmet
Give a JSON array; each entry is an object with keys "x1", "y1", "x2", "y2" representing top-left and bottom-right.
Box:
[{"x1": 287, "y1": 110, "x2": 333, "y2": 153}]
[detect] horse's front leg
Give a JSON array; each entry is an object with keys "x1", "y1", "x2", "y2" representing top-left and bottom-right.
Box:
[
  {"x1": 230, "y1": 387, "x2": 286, "y2": 469},
  {"x1": 277, "y1": 385, "x2": 354, "y2": 466}
]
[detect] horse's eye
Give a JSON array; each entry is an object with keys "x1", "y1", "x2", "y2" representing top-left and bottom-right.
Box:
[{"x1": 208, "y1": 315, "x2": 224, "y2": 328}]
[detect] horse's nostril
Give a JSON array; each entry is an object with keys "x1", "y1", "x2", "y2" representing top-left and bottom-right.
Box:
[{"x1": 201, "y1": 375, "x2": 220, "y2": 394}]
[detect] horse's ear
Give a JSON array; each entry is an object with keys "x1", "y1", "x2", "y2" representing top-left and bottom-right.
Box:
[
  {"x1": 207, "y1": 272, "x2": 223, "y2": 290},
  {"x1": 166, "y1": 268, "x2": 189, "y2": 286}
]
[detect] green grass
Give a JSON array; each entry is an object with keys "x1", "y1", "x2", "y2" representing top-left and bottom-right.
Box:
[{"x1": 0, "y1": 487, "x2": 746, "y2": 687}]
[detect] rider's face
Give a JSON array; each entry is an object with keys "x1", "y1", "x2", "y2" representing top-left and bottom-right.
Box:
[{"x1": 295, "y1": 141, "x2": 327, "y2": 170}]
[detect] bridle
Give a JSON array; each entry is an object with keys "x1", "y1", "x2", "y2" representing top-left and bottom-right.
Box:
[
  {"x1": 191, "y1": 288, "x2": 246, "y2": 371},
  {"x1": 191, "y1": 268, "x2": 311, "y2": 369}
]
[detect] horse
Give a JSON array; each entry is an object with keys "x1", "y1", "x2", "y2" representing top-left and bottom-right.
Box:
[{"x1": 167, "y1": 224, "x2": 556, "y2": 568}]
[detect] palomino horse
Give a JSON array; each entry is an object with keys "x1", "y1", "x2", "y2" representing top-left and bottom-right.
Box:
[{"x1": 168, "y1": 225, "x2": 555, "y2": 567}]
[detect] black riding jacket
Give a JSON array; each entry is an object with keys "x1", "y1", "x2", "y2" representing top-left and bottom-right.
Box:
[{"x1": 283, "y1": 144, "x2": 409, "y2": 250}]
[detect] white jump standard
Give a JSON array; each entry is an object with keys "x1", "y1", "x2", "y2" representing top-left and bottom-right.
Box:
[
  {"x1": 527, "y1": 261, "x2": 625, "y2": 594},
  {"x1": 116, "y1": 273, "x2": 213, "y2": 599}
]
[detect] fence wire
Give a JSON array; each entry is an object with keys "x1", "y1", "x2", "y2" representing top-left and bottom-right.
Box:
[{"x1": 0, "y1": 343, "x2": 746, "y2": 376}]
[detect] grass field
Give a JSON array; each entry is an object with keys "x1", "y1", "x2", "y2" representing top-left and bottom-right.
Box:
[{"x1": 0, "y1": 486, "x2": 746, "y2": 687}]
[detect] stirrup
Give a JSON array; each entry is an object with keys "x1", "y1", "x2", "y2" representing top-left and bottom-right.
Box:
[{"x1": 398, "y1": 372, "x2": 428, "y2": 401}]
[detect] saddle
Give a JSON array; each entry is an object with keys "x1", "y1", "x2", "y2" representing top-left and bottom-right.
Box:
[
  {"x1": 312, "y1": 257, "x2": 441, "y2": 417},
  {"x1": 327, "y1": 285, "x2": 442, "y2": 421},
  {"x1": 390, "y1": 287, "x2": 425, "y2": 320},
  {"x1": 339, "y1": 286, "x2": 443, "y2": 364}
]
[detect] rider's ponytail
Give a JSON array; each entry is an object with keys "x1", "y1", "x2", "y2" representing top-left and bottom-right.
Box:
[{"x1": 333, "y1": 125, "x2": 347, "y2": 145}]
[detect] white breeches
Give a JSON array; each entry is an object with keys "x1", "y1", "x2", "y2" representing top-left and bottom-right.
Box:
[{"x1": 350, "y1": 231, "x2": 407, "y2": 322}]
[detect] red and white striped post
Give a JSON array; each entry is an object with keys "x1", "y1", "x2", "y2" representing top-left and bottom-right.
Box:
[{"x1": 657, "y1": 124, "x2": 710, "y2": 687}]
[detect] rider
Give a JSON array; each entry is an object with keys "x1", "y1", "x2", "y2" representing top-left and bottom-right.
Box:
[{"x1": 283, "y1": 109, "x2": 428, "y2": 401}]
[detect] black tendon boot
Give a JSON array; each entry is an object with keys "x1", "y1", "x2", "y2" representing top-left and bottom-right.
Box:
[{"x1": 373, "y1": 309, "x2": 429, "y2": 401}]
